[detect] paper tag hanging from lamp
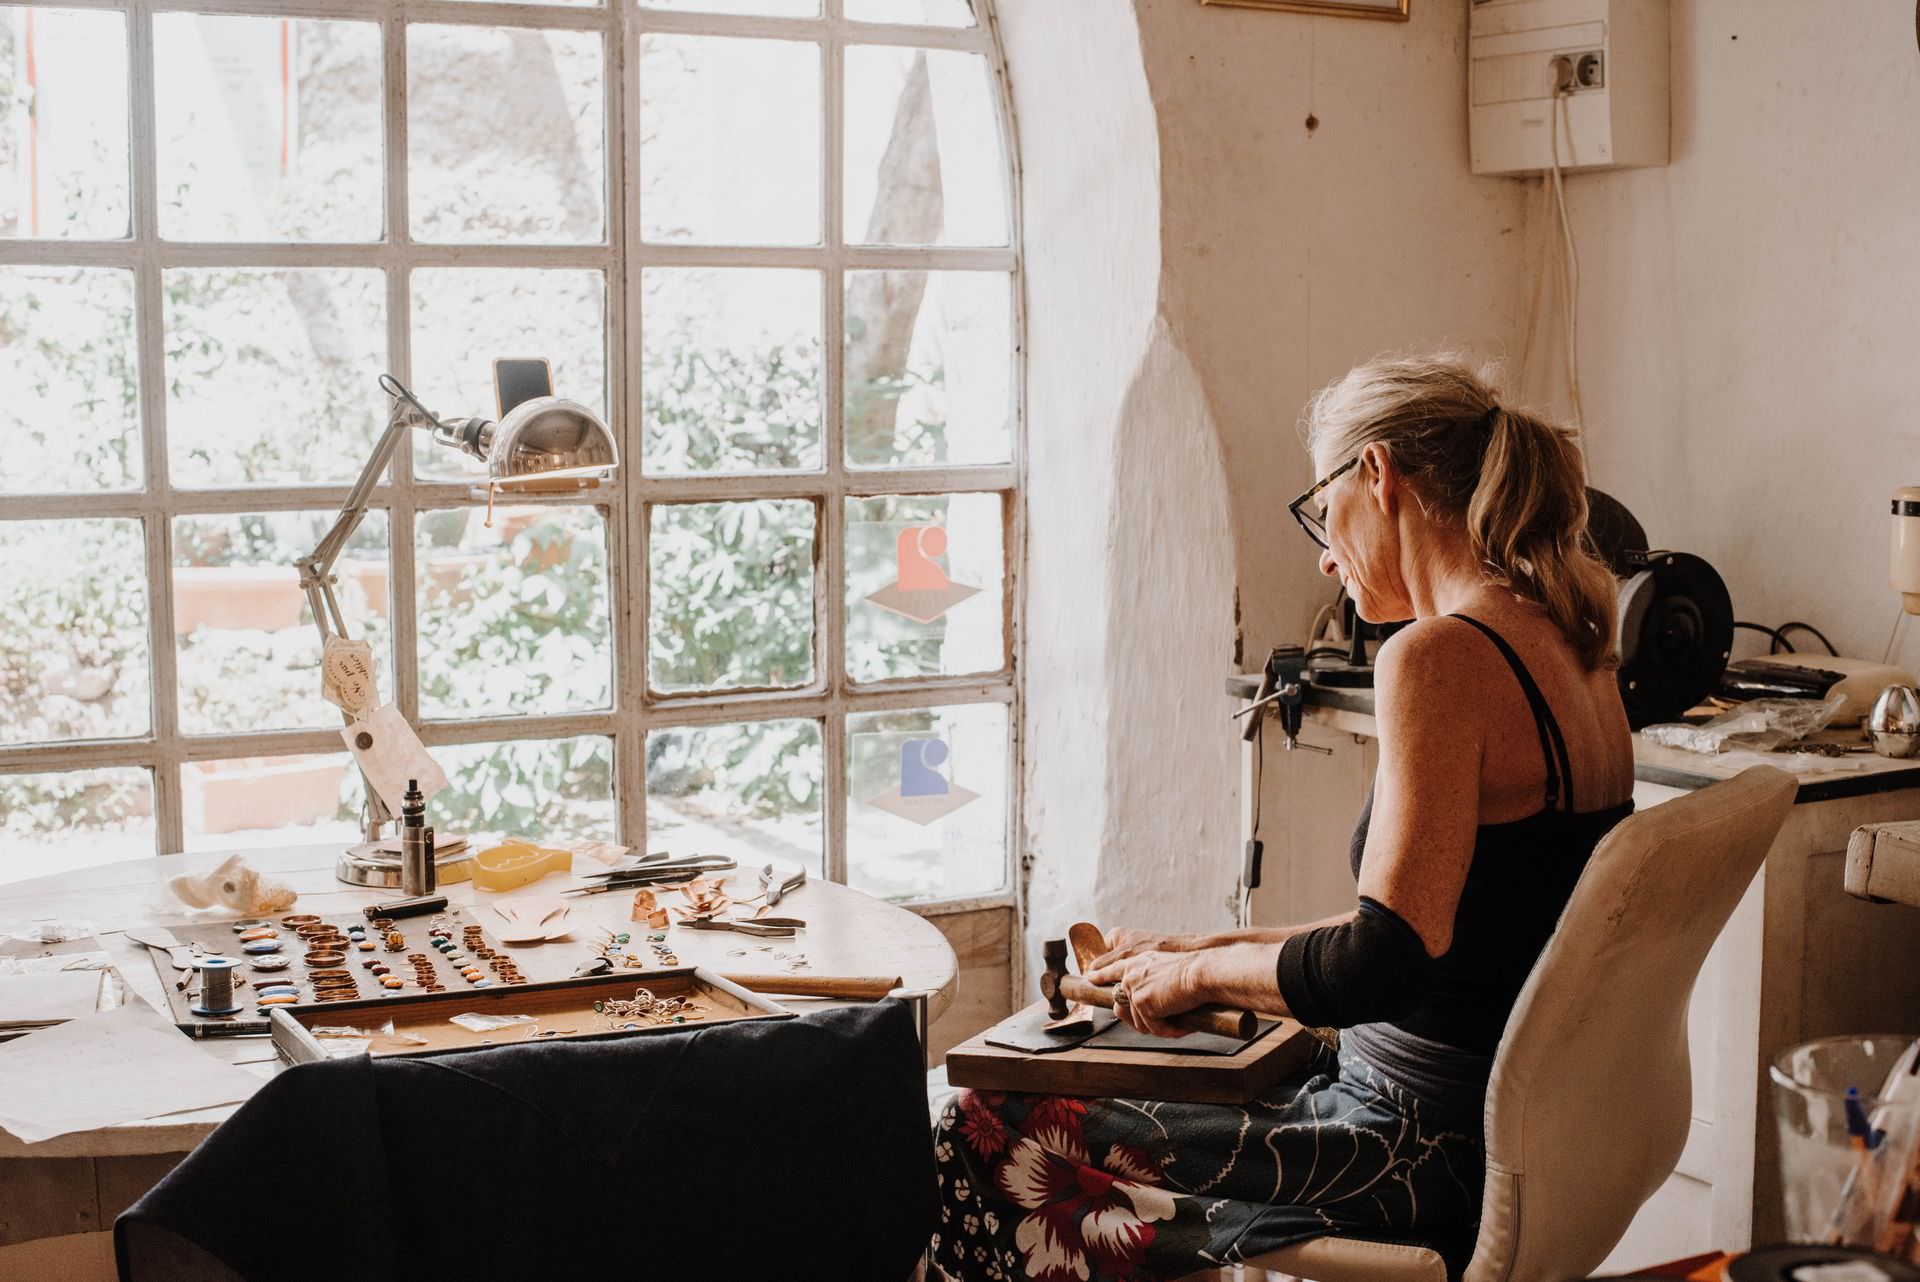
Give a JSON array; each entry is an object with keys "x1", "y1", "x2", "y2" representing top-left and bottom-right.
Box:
[
  {"x1": 320, "y1": 634, "x2": 379, "y2": 718},
  {"x1": 342, "y1": 704, "x2": 448, "y2": 816}
]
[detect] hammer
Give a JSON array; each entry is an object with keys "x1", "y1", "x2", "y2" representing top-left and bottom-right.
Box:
[{"x1": 1038, "y1": 939, "x2": 1256, "y2": 1040}]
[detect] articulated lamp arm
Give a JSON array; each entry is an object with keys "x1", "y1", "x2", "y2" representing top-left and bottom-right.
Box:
[
  {"x1": 294, "y1": 375, "x2": 491, "y2": 841},
  {"x1": 295, "y1": 375, "x2": 491, "y2": 640}
]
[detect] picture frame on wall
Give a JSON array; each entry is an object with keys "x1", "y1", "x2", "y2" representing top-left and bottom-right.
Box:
[{"x1": 1199, "y1": 0, "x2": 1409, "y2": 19}]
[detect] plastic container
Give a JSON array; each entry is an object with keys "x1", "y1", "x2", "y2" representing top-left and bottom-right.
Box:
[{"x1": 1770, "y1": 1035, "x2": 1920, "y2": 1247}]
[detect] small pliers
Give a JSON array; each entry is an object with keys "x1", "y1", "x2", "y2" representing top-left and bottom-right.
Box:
[
  {"x1": 682, "y1": 916, "x2": 807, "y2": 938},
  {"x1": 758, "y1": 863, "x2": 807, "y2": 908}
]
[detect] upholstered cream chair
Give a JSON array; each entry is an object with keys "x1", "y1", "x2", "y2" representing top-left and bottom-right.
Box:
[{"x1": 1232, "y1": 765, "x2": 1798, "y2": 1282}]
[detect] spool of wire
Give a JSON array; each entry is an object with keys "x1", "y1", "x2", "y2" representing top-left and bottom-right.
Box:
[{"x1": 191, "y1": 955, "x2": 243, "y2": 1017}]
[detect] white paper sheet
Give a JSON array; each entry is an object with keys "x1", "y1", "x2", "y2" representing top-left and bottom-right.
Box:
[
  {"x1": 0, "y1": 971, "x2": 103, "y2": 1029},
  {"x1": 0, "y1": 1002, "x2": 263, "y2": 1143},
  {"x1": 342, "y1": 702, "x2": 449, "y2": 815}
]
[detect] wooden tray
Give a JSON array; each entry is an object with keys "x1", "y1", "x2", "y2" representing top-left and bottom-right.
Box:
[
  {"x1": 147, "y1": 907, "x2": 517, "y2": 1037},
  {"x1": 947, "y1": 1001, "x2": 1319, "y2": 1104},
  {"x1": 271, "y1": 967, "x2": 791, "y2": 1064}
]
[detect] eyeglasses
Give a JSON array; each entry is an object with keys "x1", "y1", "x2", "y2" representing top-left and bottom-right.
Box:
[{"x1": 1288, "y1": 457, "x2": 1358, "y2": 550}]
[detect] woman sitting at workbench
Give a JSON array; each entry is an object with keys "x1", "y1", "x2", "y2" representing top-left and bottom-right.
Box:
[{"x1": 929, "y1": 354, "x2": 1636, "y2": 1281}]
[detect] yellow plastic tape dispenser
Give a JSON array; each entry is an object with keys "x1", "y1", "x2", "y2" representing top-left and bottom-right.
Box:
[{"x1": 471, "y1": 838, "x2": 574, "y2": 893}]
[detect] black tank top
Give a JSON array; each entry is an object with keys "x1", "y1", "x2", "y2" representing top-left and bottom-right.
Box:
[{"x1": 1341, "y1": 614, "x2": 1633, "y2": 1119}]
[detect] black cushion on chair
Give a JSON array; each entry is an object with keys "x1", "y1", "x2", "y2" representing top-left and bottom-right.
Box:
[{"x1": 116, "y1": 999, "x2": 937, "y2": 1282}]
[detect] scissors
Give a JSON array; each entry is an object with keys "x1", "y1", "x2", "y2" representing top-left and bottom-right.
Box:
[
  {"x1": 564, "y1": 853, "x2": 737, "y2": 896},
  {"x1": 682, "y1": 915, "x2": 807, "y2": 938}
]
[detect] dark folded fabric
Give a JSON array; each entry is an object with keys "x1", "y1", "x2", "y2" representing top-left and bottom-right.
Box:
[{"x1": 117, "y1": 999, "x2": 936, "y2": 1281}]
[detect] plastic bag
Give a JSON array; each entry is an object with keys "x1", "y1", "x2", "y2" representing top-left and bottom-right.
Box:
[
  {"x1": 313, "y1": 1020, "x2": 429, "y2": 1047},
  {"x1": 449, "y1": 1012, "x2": 535, "y2": 1033},
  {"x1": 1641, "y1": 694, "x2": 1845, "y2": 755},
  {"x1": 7, "y1": 920, "x2": 95, "y2": 944}
]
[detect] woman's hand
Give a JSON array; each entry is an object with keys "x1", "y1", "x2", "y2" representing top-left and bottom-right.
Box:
[
  {"x1": 1082, "y1": 949, "x2": 1210, "y2": 1038},
  {"x1": 1089, "y1": 928, "x2": 1203, "y2": 970}
]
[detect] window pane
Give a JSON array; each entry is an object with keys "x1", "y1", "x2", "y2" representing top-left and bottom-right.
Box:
[
  {"x1": 846, "y1": 0, "x2": 975, "y2": 25},
  {"x1": 410, "y1": 267, "x2": 606, "y2": 481},
  {"x1": 0, "y1": 8, "x2": 129, "y2": 239},
  {"x1": 183, "y1": 752, "x2": 364, "y2": 852},
  {"x1": 408, "y1": 25, "x2": 605, "y2": 244},
  {"x1": 847, "y1": 493, "x2": 1003, "y2": 682},
  {"x1": 848, "y1": 701, "x2": 1005, "y2": 901},
  {"x1": 163, "y1": 268, "x2": 386, "y2": 488},
  {"x1": 174, "y1": 511, "x2": 390, "y2": 736},
  {"x1": 647, "y1": 720, "x2": 821, "y2": 872},
  {"x1": 154, "y1": 16, "x2": 383, "y2": 242},
  {"x1": 641, "y1": 267, "x2": 821, "y2": 474},
  {"x1": 0, "y1": 519, "x2": 150, "y2": 746},
  {"x1": 845, "y1": 270, "x2": 1011, "y2": 467},
  {"x1": 649, "y1": 500, "x2": 815, "y2": 693},
  {"x1": 639, "y1": 35, "x2": 819, "y2": 246},
  {"x1": 0, "y1": 267, "x2": 139, "y2": 494},
  {"x1": 846, "y1": 47, "x2": 1005, "y2": 247},
  {"x1": 432, "y1": 736, "x2": 614, "y2": 842},
  {"x1": 416, "y1": 506, "x2": 611, "y2": 719},
  {"x1": 0, "y1": 768, "x2": 153, "y2": 885},
  {"x1": 643, "y1": 0, "x2": 816, "y2": 14}
]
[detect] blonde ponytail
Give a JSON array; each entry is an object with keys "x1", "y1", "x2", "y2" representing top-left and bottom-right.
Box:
[
  {"x1": 1304, "y1": 355, "x2": 1618, "y2": 669},
  {"x1": 1467, "y1": 407, "x2": 1617, "y2": 668}
]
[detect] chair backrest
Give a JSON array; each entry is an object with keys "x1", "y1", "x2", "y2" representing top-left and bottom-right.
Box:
[{"x1": 1465, "y1": 766, "x2": 1798, "y2": 1282}]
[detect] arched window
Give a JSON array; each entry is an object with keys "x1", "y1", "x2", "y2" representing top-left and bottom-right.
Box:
[{"x1": 0, "y1": 0, "x2": 1020, "y2": 906}]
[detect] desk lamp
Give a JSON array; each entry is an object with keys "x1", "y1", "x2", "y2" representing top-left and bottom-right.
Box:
[{"x1": 295, "y1": 374, "x2": 619, "y2": 875}]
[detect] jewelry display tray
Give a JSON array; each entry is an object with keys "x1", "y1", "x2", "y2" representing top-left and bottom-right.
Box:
[
  {"x1": 146, "y1": 908, "x2": 520, "y2": 1038},
  {"x1": 271, "y1": 967, "x2": 793, "y2": 1065}
]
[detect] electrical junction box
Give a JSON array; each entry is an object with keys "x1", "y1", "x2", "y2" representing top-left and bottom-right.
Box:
[{"x1": 1469, "y1": 0, "x2": 1670, "y2": 177}]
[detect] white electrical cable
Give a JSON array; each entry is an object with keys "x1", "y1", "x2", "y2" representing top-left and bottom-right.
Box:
[
  {"x1": 1308, "y1": 602, "x2": 1339, "y2": 650},
  {"x1": 1547, "y1": 84, "x2": 1586, "y2": 439},
  {"x1": 1884, "y1": 605, "x2": 1907, "y2": 666},
  {"x1": 1517, "y1": 172, "x2": 1551, "y2": 388}
]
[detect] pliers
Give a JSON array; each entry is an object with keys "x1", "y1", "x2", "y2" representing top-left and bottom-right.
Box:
[
  {"x1": 682, "y1": 916, "x2": 807, "y2": 938},
  {"x1": 758, "y1": 863, "x2": 807, "y2": 908}
]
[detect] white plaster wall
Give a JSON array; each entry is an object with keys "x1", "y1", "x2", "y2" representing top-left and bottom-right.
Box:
[
  {"x1": 1560, "y1": 1, "x2": 1920, "y2": 663},
  {"x1": 1097, "y1": 323, "x2": 1241, "y2": 933},
  {"x1": 1134, "y1": 0, "x2": 1533, "y2": 662},
  {"x1": 994, "y1": 2, "x2": 1169, "y2": 959},
  {"x1": 999, "y1": 0, "x2": 1534, "y2": 967}
]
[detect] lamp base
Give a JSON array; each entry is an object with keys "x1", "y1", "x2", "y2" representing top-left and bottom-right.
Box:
[{"x1": 335, "y1": 840, "x2": 476, "y2": 888}]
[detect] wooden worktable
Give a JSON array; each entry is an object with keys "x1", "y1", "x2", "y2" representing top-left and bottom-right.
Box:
[{"x1": 0, "y1": 844, "x2": 958, "y2": 1161}]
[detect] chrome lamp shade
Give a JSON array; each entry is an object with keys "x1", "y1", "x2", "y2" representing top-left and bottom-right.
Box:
[{"x1": 489, "y1": 395, "x2": 619, "y2": 487}]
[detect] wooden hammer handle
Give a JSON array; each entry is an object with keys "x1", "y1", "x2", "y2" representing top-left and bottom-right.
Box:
[
  {"x1": 1058, "y1": 975, "x2": 1255, "y2": 1040},
  {"x1": 721, "y1": 974, "x2": 902, "y2": 1000}
]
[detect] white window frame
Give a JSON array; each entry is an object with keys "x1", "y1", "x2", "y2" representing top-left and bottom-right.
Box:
[{"x1": 0, "y1": 0, "x2": 1023, "y2": 913}]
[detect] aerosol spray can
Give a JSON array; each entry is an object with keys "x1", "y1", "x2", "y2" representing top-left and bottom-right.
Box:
[{"x1": 400, "y1": 778, "x2": 435, "y2": 897}]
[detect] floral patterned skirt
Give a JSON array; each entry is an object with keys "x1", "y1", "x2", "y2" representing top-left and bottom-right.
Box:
[{"x1": 928, "y1": 1045, "x2": 1483, "y2": 1282}]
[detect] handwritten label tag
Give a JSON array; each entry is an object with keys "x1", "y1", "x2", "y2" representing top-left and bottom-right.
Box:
[{"x1": 321, "y1": 635, "x2": 379, "y2": 717}]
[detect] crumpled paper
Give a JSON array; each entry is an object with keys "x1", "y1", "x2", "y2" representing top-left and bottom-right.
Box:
[{"x1": 166, "y1": 854, "x2": 297, "y2": 915}]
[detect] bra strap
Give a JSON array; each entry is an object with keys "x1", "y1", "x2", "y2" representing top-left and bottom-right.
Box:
[{"x1": 1448, "y1": 615, "x2": 1576, "y2": 811}]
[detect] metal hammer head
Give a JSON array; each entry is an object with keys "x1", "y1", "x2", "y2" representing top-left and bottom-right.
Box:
[{"x1": 1039, "y1": 938, "x2": 1070, "y2": 1018}]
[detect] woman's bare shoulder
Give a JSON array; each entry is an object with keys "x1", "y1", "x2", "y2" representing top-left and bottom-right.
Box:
[
  {"x1": 1372, "y1": 617, "x2": 1511, "y2": 724},
  {"x1": 1374, "y1": 616, "x2": 1497, "y2": 683}
]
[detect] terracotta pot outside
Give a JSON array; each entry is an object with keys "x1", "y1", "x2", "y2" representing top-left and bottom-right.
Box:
[
  {"x1": 172, "y1": 566, "x2": 302, "y2": 636},
  {"x1": 182, "y1": 755, "x2": 348, "y2": 835}
]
